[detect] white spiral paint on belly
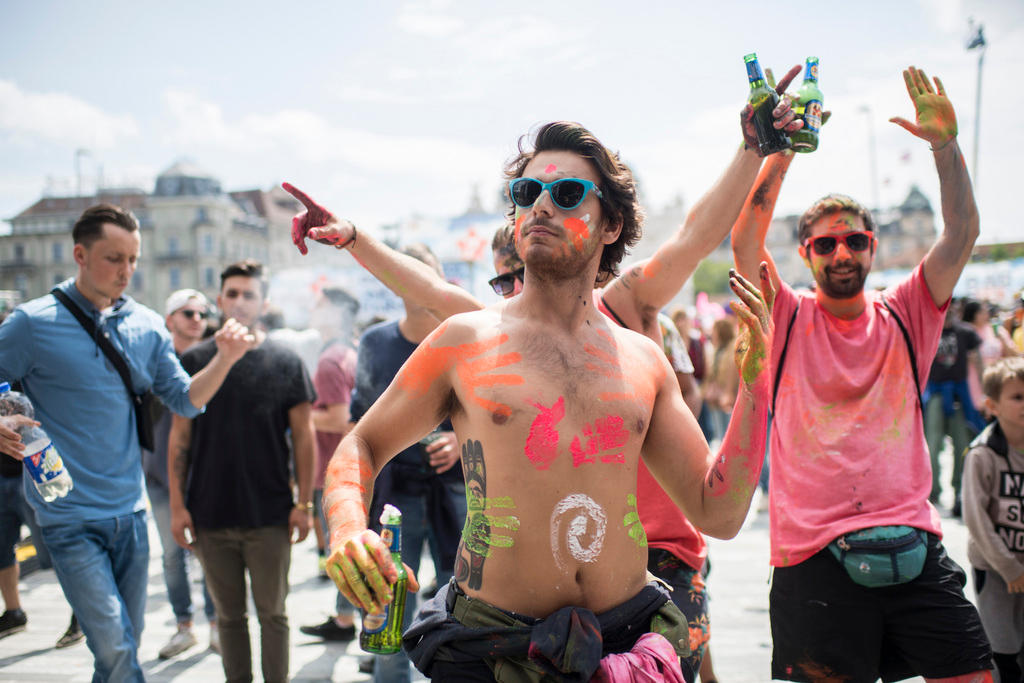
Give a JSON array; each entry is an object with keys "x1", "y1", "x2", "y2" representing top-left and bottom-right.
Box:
[{"x1": 550, "y1": 493, "x2": 607, "y2": 572}]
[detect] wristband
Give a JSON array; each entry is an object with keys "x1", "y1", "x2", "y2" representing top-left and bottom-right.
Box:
[
  {"x1": 335, "y1": 224, "x2": 357, "y2": 250},
  {"x1": 295, "y1": 502, "x2": 314, "y2": 514},
  {"x1": 930, "y1": 136, "x2": 955, "y2": 152}
]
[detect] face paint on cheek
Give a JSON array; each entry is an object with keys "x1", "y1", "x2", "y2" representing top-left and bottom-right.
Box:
[
  {"x1": 514, "y1": 213, "x2": 526, "y2": 245},
  {"x1": 544, "y1": 164, "x2": 557, "y2": 174},
  {"x1": 563, "y1": 217, "x2": 590, "y2": 252}
]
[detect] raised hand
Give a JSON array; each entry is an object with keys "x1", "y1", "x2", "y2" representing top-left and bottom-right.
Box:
[
  {"x1": 740, "y1": 64, "x2": 804, "y2": 154},
  {"x1": 325, "y1": 529, "x2": 420, "y2": 613},
  {"x1": 282, "y1": 182, "x2": 357, "y2": 255},
  {"x1": 213, "y1": 318, "x2": 257, "y2": 364},
  {"x1": 731, "y1": 262, "x2": 775, "y2": 388},
  {"x1": 889, "y1": 66, "x2": 958, "y2": 149}
]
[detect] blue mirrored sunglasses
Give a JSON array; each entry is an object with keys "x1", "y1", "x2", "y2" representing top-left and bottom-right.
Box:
[{"x1": 508, "y1": 177, "x2": 603, "y2": 211}]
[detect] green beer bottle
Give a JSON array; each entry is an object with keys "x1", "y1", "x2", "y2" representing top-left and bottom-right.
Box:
[
  {"x1": 359, "y1": 504, "x2": 408, "y2": 655},
  {"x1": 791, "y1": 57, "x2": 823, "y2": 153},
  {"x1": 744, "y1": 53, "x2": 790, "y2": 156}
]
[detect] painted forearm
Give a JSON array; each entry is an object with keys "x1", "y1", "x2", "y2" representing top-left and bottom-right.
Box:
[
  {"x1": 704, "y1": 373, "x2": 769, "y2": 521},
  {"x1": 323, "y1": 434, "x2": 376, "y2": 550},
  {"x1": 348, "y1": 230, "x2": 482, "y2": 319},
  {"x1": 731, "y1": 150, "x2": 794, "y2": 280}
]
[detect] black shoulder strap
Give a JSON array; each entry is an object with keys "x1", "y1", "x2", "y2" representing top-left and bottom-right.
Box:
[
  {"x1": 51, "y1": 288, "x2": 142, "y2": 407},
  {"x1": 881, "y1": 297, "x2": 922, "y2": 408},
  {"x1": 771, "y1": 300, "x2": 800, "y2": 418}
]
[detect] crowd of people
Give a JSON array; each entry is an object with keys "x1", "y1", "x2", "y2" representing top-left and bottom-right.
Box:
[{"x1": 1, "y1": 61, "x2": 1023, "y2": 683}]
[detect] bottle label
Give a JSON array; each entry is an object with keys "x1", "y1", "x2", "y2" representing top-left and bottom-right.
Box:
[
  {"x1": 362, "y1": 605, "x2": 390, "y2": 634},
  {"x1": 807, "y1": 62, "x2": 819, "y2": 82},
  {"x1": 745, "y1": 60, "x2": 764, "y2": 83},
  {"x1": 803, "y1": 100, "x2": 822, "y2": 133},
  {"x1": 23, "y1": 441, "x2": 64, "y2": 483}
]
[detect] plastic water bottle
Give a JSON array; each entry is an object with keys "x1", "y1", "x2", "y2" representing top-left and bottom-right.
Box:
[{"x1": 0, "y1": 382, "x2": 73, "y2": 502}]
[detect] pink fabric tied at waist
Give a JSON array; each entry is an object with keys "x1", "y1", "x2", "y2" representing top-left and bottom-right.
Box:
[{"x1": 591, "y1": 632, "x2": 686, "y2": 682}]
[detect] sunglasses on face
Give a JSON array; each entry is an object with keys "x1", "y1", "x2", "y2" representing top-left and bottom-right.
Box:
[
  {"x1": 508, "y1": 177, "x2": 603, "y2": 211},
  {"x1": 803, "y1": 231, "x2": 873, "y2": 256},
  {"x1": 488, "y1": 267, "x2": 525, "y2": 296},
  {"x1": 178, "y1": 309, "x2": 208, "y2": 320}
]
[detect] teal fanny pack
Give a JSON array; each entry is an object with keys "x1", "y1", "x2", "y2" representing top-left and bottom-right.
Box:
[{"x1": 827, "y1": 526, "x2": 927, "y2": 588}]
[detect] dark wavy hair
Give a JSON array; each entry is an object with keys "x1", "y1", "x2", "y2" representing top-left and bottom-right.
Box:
[
  {"x1": 220, "y1": 259, "x2": 268, "y2": 296},
  {"x1": 797, "y1": 194, "x2": 876, "y2": 245},
  {"x1": 504, "y1": 121, "x2": 643, "y2": 280}
]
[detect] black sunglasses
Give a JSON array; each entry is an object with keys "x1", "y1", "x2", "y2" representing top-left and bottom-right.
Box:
[
  {"x1": 178, "y1": 309, "x2": 208, "y2": 320},
  {"x1": 803, "y1": 231, "x2": 872, "y2": 256},
  {"x1": 488, "y1": 267, "x2": 525, "y2": 296}
]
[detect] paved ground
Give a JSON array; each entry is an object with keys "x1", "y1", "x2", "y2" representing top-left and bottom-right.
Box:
[{"x1": 0, "y1": 486, "x2": 972, "y2": 682}]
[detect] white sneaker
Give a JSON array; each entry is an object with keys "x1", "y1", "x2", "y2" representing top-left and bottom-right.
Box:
[
  {"x1": 209, "y1": 624, "x2": 221, "y2": 655},
  {"x1": 159, "y1": 627, "x2": 198, "y2": 659}
]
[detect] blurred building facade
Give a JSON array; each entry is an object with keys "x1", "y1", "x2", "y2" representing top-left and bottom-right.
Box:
[{"x1": 0, "y1": 162, "x2": 304, "y2": 311}]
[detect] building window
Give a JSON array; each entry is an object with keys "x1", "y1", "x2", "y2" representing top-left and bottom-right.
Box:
[
  {"x1": 204, "y1": 267, "x2": 215, "y2": 288},
  {"x1": 168, "y1": 236, "x2": 179, "y2": 255},
  {"x1": 14, "y1": 274, "x2": 27, "y2": 293},
  {"x1": 52, "y1": 242, "x2": 63, "y2": 263},
  {"x1": 14, "y1": 244, "x2": 25, "y2": 262},
  {"x1": 170, "y1": 268, "x2": 181, "y2": 289},
  {"x1": 202, "y1": 234, "x2": 214, "y2": 255},
  {"x1": 197, "y1": 207, "x2": 208, "y2": 223}
]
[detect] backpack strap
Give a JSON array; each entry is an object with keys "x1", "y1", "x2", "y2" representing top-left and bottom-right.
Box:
[
  {"x1": 771, "y1": 300, "x2": 800, "y2": 419},
  {"x1": 51, "y1": 287, "x2": 141, "y2": 406},
  {"x1": 881, "y1": 297, "x2": 922, "y2": 409}
]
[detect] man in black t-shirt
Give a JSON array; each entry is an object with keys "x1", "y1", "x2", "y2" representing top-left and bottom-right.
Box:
[
  {"x1": 924, "y1": 302, "x2": 985, "y2": 515},
  {"x1": 167, "y1": 260, "x2": 316, "y2": 683}
]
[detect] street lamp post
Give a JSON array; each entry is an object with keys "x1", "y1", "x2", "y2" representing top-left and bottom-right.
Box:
[
  {"x1": 858, "y1": 105, "x2": 880, "y2": 214},
  {"x1": 966, "y1": 20, "x2": 986, "y2": 188}
]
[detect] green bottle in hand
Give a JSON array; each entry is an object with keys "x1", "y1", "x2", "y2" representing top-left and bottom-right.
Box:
[{"x1": 359, "y1": 504, "x2": 408, "y2": 655}]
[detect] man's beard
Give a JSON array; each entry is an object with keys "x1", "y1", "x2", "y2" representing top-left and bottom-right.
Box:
[
  {"x1": 815, "y1": 262, "x2": 868, "y2": 299},
  {"x1": 521, "y1": 222, "x2": 595, "y2": 282}
]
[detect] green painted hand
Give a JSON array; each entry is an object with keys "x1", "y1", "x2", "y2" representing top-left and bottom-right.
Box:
[{"x1": 889, "y1": 66, "x2": 958, "y2": 148}]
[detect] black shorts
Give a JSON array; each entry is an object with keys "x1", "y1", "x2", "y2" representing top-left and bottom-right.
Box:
[{"x1": 770, "y1": 533, "x2": 992, "y2": 683}]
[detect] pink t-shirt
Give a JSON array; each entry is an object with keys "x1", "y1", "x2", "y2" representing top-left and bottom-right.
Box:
[
  {"x1": 313, "y1": 342, "x2": 357, "y2": 490},
  {"x1": 769, "y1": 264, "x2": 946, "y2": 567}
]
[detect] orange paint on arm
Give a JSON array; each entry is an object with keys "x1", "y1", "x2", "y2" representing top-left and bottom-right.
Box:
[{"x1": 641, "y1": 259, "x2": 663, "y2": 278}]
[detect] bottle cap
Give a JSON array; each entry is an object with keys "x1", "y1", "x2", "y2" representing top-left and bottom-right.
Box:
[
  {"x1": 0, "y1": 382, "x2": 9, "y2": 393},
  {"x1": 379, "y1": 503, "x2": 402, "y2": 526}
]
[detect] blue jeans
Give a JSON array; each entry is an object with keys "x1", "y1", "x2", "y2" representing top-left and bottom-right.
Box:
[
  {"x1": 146, "y1": 477, "x2": 215, "y2": 624},
  {"x1": 41, "y1": 510, "x2": 149, "y2": 683},
  {"x1": 373, "y1": 482, "x2": 467, "y2": 683}
]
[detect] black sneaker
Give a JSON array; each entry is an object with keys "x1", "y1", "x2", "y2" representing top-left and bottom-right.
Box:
[
  {"x1": 0, "y1": 609, "x2": 27, "y2": 639},
  {"x1": 358, "y1": 656, "x2": 375, "y2": 674},
  {"x1": 299, "y1": 617, "x2": 356, "y2": 642},
  {"x1": 55, "y1": 614, "x2": 85, "y2": 649}
]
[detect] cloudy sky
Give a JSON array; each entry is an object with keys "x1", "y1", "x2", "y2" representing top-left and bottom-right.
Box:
[{"x1": 2, "y1": 0, "x2": 1021, "y2": 243}]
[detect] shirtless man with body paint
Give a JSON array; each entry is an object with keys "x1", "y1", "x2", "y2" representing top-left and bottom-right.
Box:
[
  {"x1": 315, "y1": 122, "x2": 775, "y2": 681},
  {"x1": 731, "y1": 66, "x2": 993, "y2": 683}
]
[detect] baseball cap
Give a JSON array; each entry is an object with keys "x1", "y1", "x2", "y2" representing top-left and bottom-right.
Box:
[{"x1": 165, "y1": 289, "x2": 210, "y2": 316}]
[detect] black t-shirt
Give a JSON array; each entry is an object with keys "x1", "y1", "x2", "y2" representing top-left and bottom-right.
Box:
[
  {"x1": 350, "y1": 320, "x2": 459, "y2": 486},
  {"x1": 181, "y1": 338, "x2": 316, "y2": 529},
  {"x1": 927, "y1": 321, "x2": 981, "y2": 384}
]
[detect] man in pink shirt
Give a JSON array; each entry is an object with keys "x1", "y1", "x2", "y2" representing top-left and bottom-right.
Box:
[{"x1": 732, "y1": 66, "x2": 992, "y2": 682}]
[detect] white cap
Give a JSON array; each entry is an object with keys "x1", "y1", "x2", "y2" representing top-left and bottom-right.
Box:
[{"x1": 164, "y1": 289, "x2": 209, "y2": 316}]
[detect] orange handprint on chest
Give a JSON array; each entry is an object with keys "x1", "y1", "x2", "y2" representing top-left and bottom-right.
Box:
[{"x1": 395, "y1": 329, "x2": 524, "y2": 419}]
